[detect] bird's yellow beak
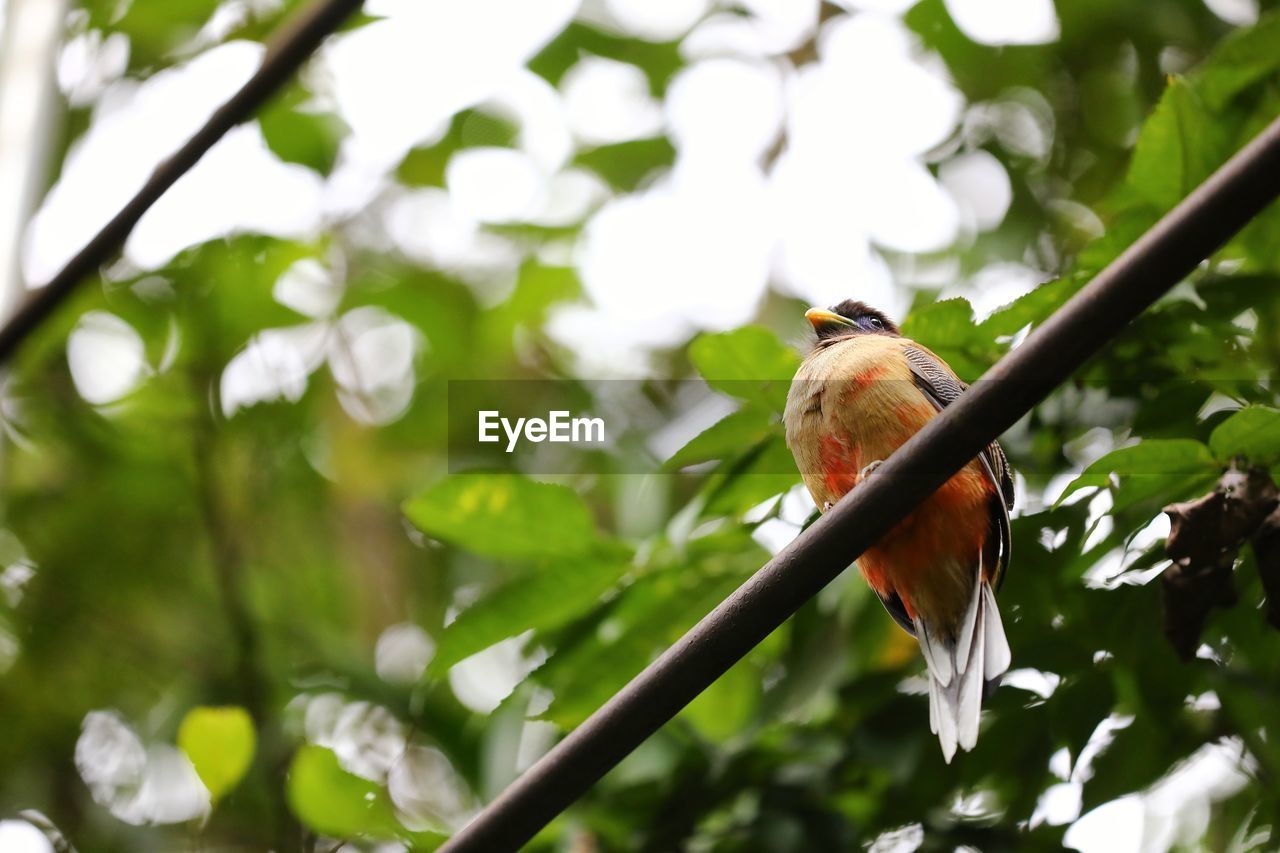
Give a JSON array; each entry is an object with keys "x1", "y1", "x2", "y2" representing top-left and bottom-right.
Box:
[{"x1": 805, "y1": 307, "x2": 855, "y2": 333}]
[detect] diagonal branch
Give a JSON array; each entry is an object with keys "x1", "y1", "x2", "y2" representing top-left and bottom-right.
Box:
[
  {"x1": 0, "y1": 0, "x2": 365, "y2": 363},
  {"x1": 439, "y1": 113, "x2": 1280, "y2": 853}
]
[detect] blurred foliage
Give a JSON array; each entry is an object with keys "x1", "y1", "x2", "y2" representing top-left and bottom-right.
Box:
[
  {"x1": 3, "y1": 1, "x2": 1280, "y2": 852},
  {"x1": 178, "y1": 705, "x2": 257, "y2": 801}
]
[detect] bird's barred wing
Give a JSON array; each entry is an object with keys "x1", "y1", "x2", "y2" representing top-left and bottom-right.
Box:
[
  {"x1": 903, "y1": 344, "x2": 1014, "y2": 589},
  {"x1": 901, "y1": 345, "x2": 1014, "y2": 507}
]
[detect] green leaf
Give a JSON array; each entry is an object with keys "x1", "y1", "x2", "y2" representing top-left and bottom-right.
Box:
[
  {"x1": 679, "y1": 657, "x2": 758, "y2": 742},
  {"x1": 258, "y1": 85, "x2": 346, "y2": 176},
  {"x1": 1126, "y1": 79, "x2": 1231, "y2": 213},
  {"x1": 344, "y1": 266, "x2": 479, "y2": 375},
  {"x1": 900, "y1": 298, "x2": 978, "y2": 346},
  {"x1": 430, "y1": 557, "x2": 632, "y2": 675},
  {"x1": 177, "y1": 706, "x2": 255, "y2": 801},
  {"x1": 395, "y1": 109, "x2": 520, "y2": 189},
  {"x1": 527, "y1": 22, "x2": 684, "y2": 91},
  {"x1": 702, "y1": 436, "x2": 800, "y2": 518},
  {"x1": 688, "y1": 326, "x2": 801, "y2": 414},
  {"x1": 82, "y1": 0, "x2": 222, "y2": 71},
  {"x1": 899, "y1": 298, "x2": 994, "y2": 382},
  {"x1": 404, "y1": 475, "x2": 598, "y2": 561},
  {"x1": 1057, "y1": 439, "x2": 1219, "y2": 511},
  {"x1": 1214, "y1": 675, "x2": 1280, "y2": 783},
  {"x1": 574, "y1": 137, "x2": 676, "y2": 191},
  {"x1": 396, "y1": 147, "x2": 450, "y2": 189},
  {"x1": 537, "y1": 532, "x2": 768, "y2": 728},
  {"x1": 540, "y1": 568, "x2": 757, "y2": 727},
  {"x1": 1231, "y1": 88, "x2": 1280, "y2": 273},
  {"x1": 287, "y1": 746, "x2": 430, "y2": 842},
  {"x1": 1195, "y1": 12, "x2": 1280, "y2": 110},
  {"x1": 1077, "y1": 207, "x2": 1160, "y2": 273},
  {"x1": 482, "y1": 263, "x2": 582, "y2": 355},
  {"x1": 980, "y1": 275, "x2": 1087, "y2": 337},
  {"x1": 1209, "y1": 406, "x2": 1280, "y2": 465},
  {"x1": 665, "y1": 407, "x2": 778, "y2": 470}
]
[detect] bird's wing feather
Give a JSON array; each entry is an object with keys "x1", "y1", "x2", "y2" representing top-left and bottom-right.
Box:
[
  {"x1": 878, "y1": 591, "x2": 916, "y2": 637},
  {"x1": 902, "y1": 344, "x2": 1014, "y2": 589}
]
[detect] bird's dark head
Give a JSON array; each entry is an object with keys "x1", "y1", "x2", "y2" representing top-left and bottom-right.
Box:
[{"x1": 805, "y1": 300, "x2": 900, "y2": 344}]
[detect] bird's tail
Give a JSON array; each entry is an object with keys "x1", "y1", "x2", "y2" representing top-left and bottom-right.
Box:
[{"x1": 914, "y1": 572, "x2": 1011, "y2": 763}]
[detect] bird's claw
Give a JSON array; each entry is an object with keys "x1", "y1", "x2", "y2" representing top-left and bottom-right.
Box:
[
  {"x1": 822, "y1": 501, "x2": 834, "y2": 512},
  {"x1": 859, "y1": 460, "x2": 883, "y2": 480}
]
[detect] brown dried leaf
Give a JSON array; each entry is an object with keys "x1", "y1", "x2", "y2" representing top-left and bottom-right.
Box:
[{"x1": 1160, "y1": 463, "x2": 1279, "y2": 659}]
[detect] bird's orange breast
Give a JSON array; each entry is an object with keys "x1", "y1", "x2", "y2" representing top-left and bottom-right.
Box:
[{"x1": 783, "y1": 335, "x2": 996, "y2": 631}]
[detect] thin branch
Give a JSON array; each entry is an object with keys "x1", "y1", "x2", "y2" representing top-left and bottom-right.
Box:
[
  {"x1": 439, "y1": 114, "x2": 1280, "y2": 853},
  {"x1": 185, "y1": 291, "x2": 299, "y2": 848},
  {"x1": 0, "y1": 0, "x2": 365, "y2": 364},
  {"x1": 190, "y1": 380, "x2": 301, "y2": 851}
]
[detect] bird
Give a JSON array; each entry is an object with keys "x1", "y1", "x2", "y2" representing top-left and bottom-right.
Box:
[{"x1": 783, "y1": 299, "x2": 1015, "y2": 762}]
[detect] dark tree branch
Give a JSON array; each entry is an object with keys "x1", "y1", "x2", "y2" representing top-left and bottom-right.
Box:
[
  {"x1": 440, "y1": 114, "x2": 1280, "y2": 853},
  {"x1": 0, "y1": 0, "x2": 366, "y2": 364}
]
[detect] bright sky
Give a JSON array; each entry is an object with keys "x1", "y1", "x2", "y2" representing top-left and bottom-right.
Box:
[{"x1": 29, "y1": 0, "x2": 1044, "y2": 389}]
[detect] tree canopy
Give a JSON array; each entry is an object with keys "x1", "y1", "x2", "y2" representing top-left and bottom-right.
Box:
[{"x1": 1, "y1": 1, "x2": 1280, "y2": 851}]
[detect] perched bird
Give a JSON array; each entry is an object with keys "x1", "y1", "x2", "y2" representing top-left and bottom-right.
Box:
[{"x1": 783, "y1": 300, "x2": 1014, "y2": 762}]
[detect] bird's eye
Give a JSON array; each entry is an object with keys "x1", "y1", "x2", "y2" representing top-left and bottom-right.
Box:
[{"x1": 867, "y1": 316, "x2": 884, "y2": 329}]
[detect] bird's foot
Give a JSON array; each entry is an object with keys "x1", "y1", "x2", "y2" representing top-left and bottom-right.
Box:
[
  {"x1": 859, "y1": 460, "x2": 883, "y2": 480},
  {"x1": 822, "y1": 501, "x2": 834, "y2": 512}
]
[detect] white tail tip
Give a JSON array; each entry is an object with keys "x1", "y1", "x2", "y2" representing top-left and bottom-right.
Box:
[{"x1": 918, "y1": 579, "x2": 1011, "y2": 763}]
